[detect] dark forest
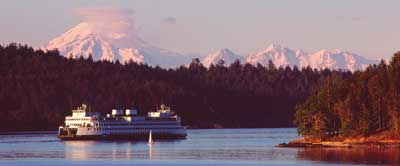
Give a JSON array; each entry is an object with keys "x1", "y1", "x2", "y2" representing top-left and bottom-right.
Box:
[
  {"x1": 295, "y1": 52, "x2": 400, "y2": 138},
  {"x1": 0, "y1": 43, "x2": 351, "y2": 131}
]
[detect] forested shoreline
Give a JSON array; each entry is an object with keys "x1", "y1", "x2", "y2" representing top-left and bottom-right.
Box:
[
  {"x1": 0, "y1": 43, "x2": 350, "y2": 132},
  {"x1": 295, "y1": 52, "x2": 400, "y2": 139}
]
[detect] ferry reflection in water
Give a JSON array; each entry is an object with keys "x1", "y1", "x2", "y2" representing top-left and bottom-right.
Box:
[
  {"x1": 297, "y1": 147, "x2": 400, "y2": 165},
  {"x1": 63, "y1": 140, "x2": 162, "y2": 160},
  {"x1": 64, "y1": 141, "x2": 97, "y2": 159}
]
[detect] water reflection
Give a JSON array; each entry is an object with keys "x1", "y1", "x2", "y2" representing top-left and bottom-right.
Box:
[
  {"x1": 63, "y1": 140, "x2": 156, "y2": 160},
  {"x1": 148, "y1": 144, "x2": 152, "y2": 159},
  {"x1": 125, "y1": 141, "x2": 132, "y2": 160},
  {"x1": 64, "y1": 141, "x2": 96, "y2": 159},
  {"x1": 297, "y1": 147, "x2": 400, "y2": 165},
  {"x1": 60, "y1": 138, "x2": 298, "y2": 161}
]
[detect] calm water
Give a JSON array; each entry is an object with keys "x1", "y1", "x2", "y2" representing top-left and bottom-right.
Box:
[{"x1": 0, "y1": 128, "x2": 398, "y2": 166}]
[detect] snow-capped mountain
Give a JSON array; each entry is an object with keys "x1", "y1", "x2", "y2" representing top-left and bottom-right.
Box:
[
  {"x1": 245, "y1": 44, "x2": 378, "y2": 71},
  {"x1": 246, "y1": 44, "x2": 305, "y2": 67},
  {"x1": 307, "y1": 49, "x2": 376, "y2": 71},
  {"x1": 202, "y1": 49, "x2": 244, "y2": 67},
  {"x1": 42, "y1": 22, "x2": 377, "y2": 71},
  {"x1": 42, "y1": 22, "x2": 192, "y2": 68}
]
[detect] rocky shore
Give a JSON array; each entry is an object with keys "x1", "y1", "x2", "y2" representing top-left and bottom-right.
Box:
[{"x1": 278, "y1": 133, "x2": 400, "y2": 148}]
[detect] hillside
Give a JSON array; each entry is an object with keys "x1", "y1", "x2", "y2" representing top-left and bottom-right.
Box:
[{"x1": 294, "y1": 52, "x2": 400, "y2": 139}]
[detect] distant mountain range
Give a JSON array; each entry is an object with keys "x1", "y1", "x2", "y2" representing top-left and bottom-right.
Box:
[
  {"x1": 43, "y1": 22, "x2": 378, "y2": 71},
  {"x1": 245, "y1": 44, "x2": 378, "y2": 71}
]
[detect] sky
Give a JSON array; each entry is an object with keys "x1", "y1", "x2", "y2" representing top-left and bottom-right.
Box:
[{"x1": 1, "y1": 0, "x2": 400, "y2": 60}]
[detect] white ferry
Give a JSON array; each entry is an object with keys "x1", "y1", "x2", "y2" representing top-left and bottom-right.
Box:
[{"x1": 58, "y1": 104, "x2": 187, "y2": 140}]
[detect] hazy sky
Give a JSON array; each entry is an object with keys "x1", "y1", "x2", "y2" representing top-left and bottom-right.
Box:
[{"x1": 1, "y1": 0, "x2": 399, "y2": 59}]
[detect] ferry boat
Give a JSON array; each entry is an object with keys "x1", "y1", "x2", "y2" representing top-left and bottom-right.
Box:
[{"x1": 58, "y1": 104, "x2": 187, "y2": 140}]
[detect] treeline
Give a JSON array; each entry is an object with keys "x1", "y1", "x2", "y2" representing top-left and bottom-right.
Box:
[
  {"x1": 295, "y1": 52, "x2": 400, "y2": 138},
  {"x1": 0, "y1": 43, "x2": 349, "y2": 131}
]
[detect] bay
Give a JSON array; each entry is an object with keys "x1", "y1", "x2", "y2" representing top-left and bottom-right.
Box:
[{"x1": 0, "y1": 128, "x2": 397, "y2": 165}]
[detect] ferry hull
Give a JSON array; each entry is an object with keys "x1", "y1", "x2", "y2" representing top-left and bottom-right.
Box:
[{"x1": 58, "y1": 133, "x2": 187, "y2": 140}]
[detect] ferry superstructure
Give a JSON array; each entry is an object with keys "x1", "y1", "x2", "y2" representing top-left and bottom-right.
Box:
[{"x1": 58, "y1": 104, "x2": 187, "y2": 140}]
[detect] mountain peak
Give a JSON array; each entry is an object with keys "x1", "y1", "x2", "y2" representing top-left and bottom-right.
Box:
[
  {"x1": 42, "y1": 22, "x2": 192, "y2": 68},
  {"x1": 246, "y1": 44, "x2": 299, "y2": 67},
  {"x1": 216, "y1": 48, "x2": 234, "y2": 55},
  {"x1": 266, "y1": 43, "x2": 286, "y2": 51},
  {"x1": 202, "y1": 48, "x2": 243, "y2": 67}
]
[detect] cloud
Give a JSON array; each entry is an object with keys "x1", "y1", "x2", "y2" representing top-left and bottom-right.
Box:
[
  {"x1": 73, "y1": 7, "x2": 136, "y2": 39},
  {"x1": 162, "y1": 17, "x2": 177, "y2": 25},
  {"x1": 74, "y1": 7, "x2": 134, "y2": 23}
]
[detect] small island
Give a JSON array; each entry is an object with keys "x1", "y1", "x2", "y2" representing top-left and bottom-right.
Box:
[{"x1": 280, "y1": 52, "x2": 400, "y2": 148}]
